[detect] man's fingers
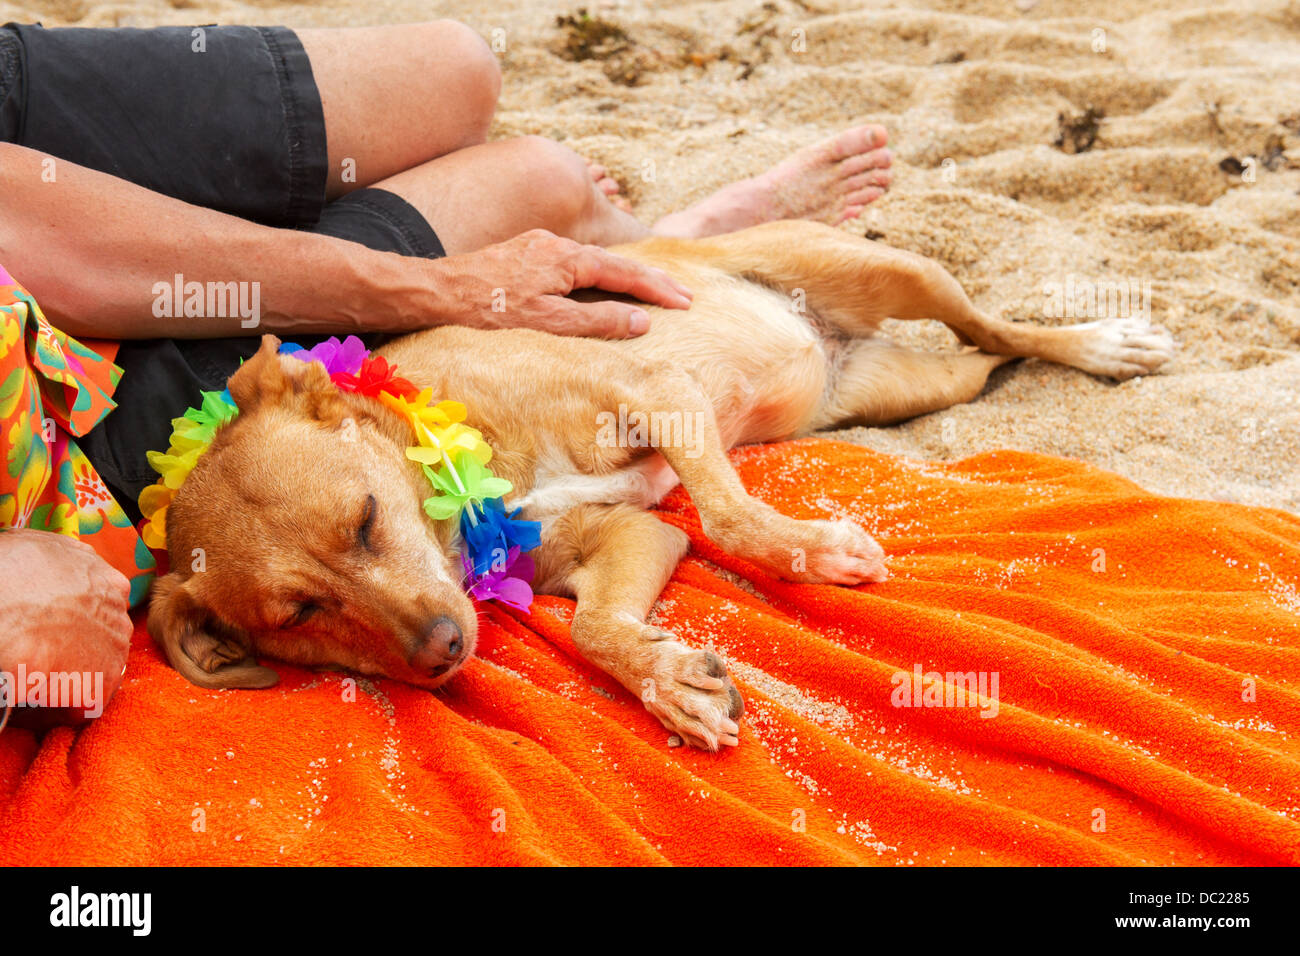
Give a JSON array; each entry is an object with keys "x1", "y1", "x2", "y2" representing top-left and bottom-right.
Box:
[
  {"x1": 552, "y1": 297, "x2": 652, "y2": 338},
  {"x1": 571, "y1": 248, "x2": 693, "y2": 310}
]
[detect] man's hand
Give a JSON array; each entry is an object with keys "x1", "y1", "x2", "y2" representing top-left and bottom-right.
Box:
[
  {"x1": 1, "y1": 143, "x2": 691, "y2": 340},
  {"x1": 0, "y1": 529, "x2": 133, "y2": 728},
  {"x1": 430, "y1": 229, "x2": 694, "y2": 338}
]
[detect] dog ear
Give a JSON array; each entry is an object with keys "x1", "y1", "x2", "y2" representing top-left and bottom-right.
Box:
[
  {"x1": 227, "y1": 334, "x2": 288, "y2": 412},
  {"x1": 147, "y1": 572, "x2": 279, "y2": 690},
  {"x1": 227, "y1": 334, "x2": 350, "y2": 425}
]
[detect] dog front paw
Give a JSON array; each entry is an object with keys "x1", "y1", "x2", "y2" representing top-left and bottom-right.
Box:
[{"x1": 638, "y1": 637, "x2": 743, "y2": 751}]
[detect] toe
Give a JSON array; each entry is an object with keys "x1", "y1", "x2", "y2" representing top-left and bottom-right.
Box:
[
  {"x1": 1110, "y1": 363, "x2": 1152, "y2": 381},
  {"x1": 667, "y1": 701, "x2": 740, "y2": 751},
  {"x1": 836, "y1": 205, "x2": 867, "y2": 224},
  {"x1": 844, "y1": 168, "x2": 893, "y2": 191},
  {"x1": 672, "y1": 718, "x2": 720, "y2": 751},
  {"x1": 1077, "y1": 319, "x2": 1177, "y2": 379},
  {"x1": 1120, "y1": 347, "x2": 1173, "y2": 370},
  {"x1": 826, "y1": 123, "x2": 889, "y2": 161},
  {"x1": 838, "y1": 147, "x2": 893, "y2": 177},
  {"x1": 844, "y1": 186, "x2": 886, "y2": 208},
  {"x1": 588, "y1": 163, "x2": 625, "y2": 196},
  {"x1": 727, "y1": 684, "x2": 744, "y2": 719},
  {"x1": 1126, "y1": 336, "x2": 1174, "y2": 353},
  {"x1": 680, "y1": 650, "x2": 728, "y2": 691},
  {"x1": 702, "y1": 651, "x2": 727, "y2": 679}
]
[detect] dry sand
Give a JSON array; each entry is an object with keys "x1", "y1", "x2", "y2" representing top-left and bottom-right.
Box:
[{"x1": 7, "y1": 0, "x2": 1299, "y2": 512}]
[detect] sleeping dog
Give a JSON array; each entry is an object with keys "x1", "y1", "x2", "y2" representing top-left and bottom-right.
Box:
[{"x1": 148, "y1": 219, "x2": 1175, "y2": 749}]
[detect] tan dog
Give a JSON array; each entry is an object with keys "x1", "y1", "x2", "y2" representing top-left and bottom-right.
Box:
[{"x1": 149, "y1": 220, "x2": 1174, "y2": 749}]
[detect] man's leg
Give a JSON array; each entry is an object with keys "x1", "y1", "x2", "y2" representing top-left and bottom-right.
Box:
[
  {"x1": 652, "y1": 125, "x2": 893, "y2": 237},
  {"x1": 298, "y1": 21, "x2": 893, "y2": 248},
  {"x1": 367, "y1": 126, "x2": 895, "y2": 255},
  {"x1": 298, "y1": 22, "x2": 502, "y2": 199},
  {"x1": 368, "y1": 136, "x2": 650, "y2": 255}
]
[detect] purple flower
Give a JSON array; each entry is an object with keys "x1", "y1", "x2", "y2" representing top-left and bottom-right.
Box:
[
  {"x1": 281, "y1": 335, "x2": 368, "y2": 376},
  {"x1": 463, "y1": 547, "x2": 535, "y2": 612}
]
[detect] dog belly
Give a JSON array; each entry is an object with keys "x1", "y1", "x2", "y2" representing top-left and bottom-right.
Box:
[
  {"x1": 514, "y1": 452, "x2": 680, "y2": 521},
  {"x1": 617, "y1": 274, "x2": 829, "y2": 447}
]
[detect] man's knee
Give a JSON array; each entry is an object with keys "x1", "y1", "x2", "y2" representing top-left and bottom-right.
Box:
[
  {"x1": 505, "y1": 135, "x2": 597, "y2": 232},
  {"x1": 419, "y1": 20, "x2": 502, "y2": 145}
]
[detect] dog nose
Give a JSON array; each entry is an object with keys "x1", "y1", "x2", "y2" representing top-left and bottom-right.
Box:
[{"x1": 411, "y1": 616, "x2": 464, "y2": 675}]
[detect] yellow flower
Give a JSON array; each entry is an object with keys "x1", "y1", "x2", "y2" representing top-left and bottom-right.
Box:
[
  {"x1": 138, "y1": 482, "x2": 174, "y2": 518},
  {"x1": 168, "y1": 418, "x2": 214, "y2": 453},
  {"x1": 138, "y1": 482, "x2": 173, "y2": 550},
  {"x1": 405, "y1": 419, "x2": 489, "y2": 466},
  {"x1": 141, "y1": 508, "x2": 168, "y2": 550},
  {"x1": 145, "y1": 445, "x2": 203, "y2": 489},
  {"x1": 381, "y1": 390, "x2": 491, "y2": 466}
]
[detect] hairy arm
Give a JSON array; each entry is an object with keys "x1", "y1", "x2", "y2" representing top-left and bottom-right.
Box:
[{"x1": 0, "y1": 143, "x2": 690, "y2": 339}]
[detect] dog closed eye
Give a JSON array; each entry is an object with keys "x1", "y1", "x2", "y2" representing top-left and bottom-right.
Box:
[
  {"x1": 358, "y1": 493, "x2": 377, "y2": 551},
  {"x1": 286, "y1": 601, "x2": 322, "y2": 627}
]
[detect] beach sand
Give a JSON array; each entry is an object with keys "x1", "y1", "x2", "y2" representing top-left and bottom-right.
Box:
[{"x1": 7, "y1": 0, "x2": 1299, "y2": 512}]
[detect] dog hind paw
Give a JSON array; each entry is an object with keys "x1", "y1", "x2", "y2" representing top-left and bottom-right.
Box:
[
  {"x1": 788, "y1": 518, "x2": 889, "y2": 585},
  {"x1": 1072, "y1": 317, "x2": 1177, "y2": 380}
]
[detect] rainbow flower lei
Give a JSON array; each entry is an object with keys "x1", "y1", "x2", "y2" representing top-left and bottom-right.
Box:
[{"x1": 138, "y1": 336, "x2": 541, "y2": 611}]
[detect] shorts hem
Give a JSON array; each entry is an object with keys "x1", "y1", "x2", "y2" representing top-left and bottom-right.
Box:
[
  {"x1": 259, "y1": 26, "x2": 328, "y2": 227},
  {"x1": 318, "y1": 188, "x2": 447, "y2": 259},
  {"x1": 2, "y1": 22, "x2": 32, "y2": 143}
]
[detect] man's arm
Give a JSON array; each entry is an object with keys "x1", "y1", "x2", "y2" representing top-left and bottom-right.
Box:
[{"x1": 0, "y1": 143, "x2": 691, "y2": 339}]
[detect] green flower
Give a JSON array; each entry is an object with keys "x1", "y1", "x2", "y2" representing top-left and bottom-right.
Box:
[
  {"x1": 421, "y1": 451, "x2": 512, "y2": 522},
  {"x1": 171, "y1": 389, "x2": 239, "y2": 449}
]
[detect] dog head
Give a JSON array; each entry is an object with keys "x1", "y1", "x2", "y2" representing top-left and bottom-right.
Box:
[{"x1": 147, "y1": 336, "x2": 478, "y2": 691}]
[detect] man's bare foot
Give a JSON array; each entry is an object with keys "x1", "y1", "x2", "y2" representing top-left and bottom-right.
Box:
[
  {"x1": 588, "y1": 162, "x2": 634, "y2": 213},
  {"x1": 651, "y1": 124, "x2": 892, "y2": 239}
]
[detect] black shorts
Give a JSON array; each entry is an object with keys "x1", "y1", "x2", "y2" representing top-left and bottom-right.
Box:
[{"x1": 0, "y1": 22, "x2": 446, "y2": 521}]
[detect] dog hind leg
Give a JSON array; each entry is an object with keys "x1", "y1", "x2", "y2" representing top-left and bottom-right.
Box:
[
  {"x1": 811, "y1": 339, "x2": 1016, "y2": 429},
  {"x1": 620, "y1": 221, "x2": 1174, "y2": 380},
  {"x1": 606, "y1": 367, "x2": 889, "y2": 586}
]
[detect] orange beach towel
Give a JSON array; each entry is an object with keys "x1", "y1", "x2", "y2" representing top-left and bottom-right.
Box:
[{"x1": 1, "y1": 439, "x2": 1297, "y2": 865}]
